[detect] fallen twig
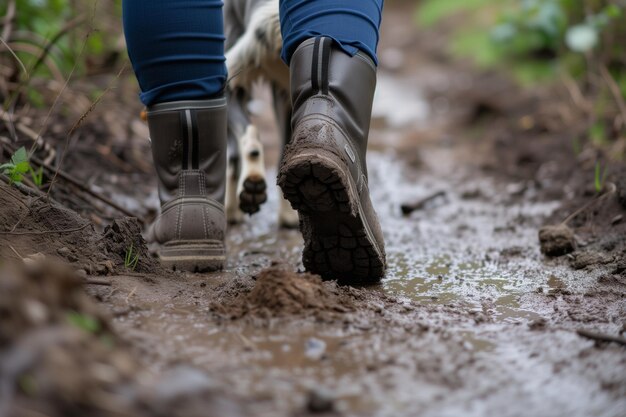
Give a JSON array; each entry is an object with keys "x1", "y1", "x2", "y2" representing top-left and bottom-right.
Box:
[
  {"x1": 0, "y1": 222, "x2": 91, "y2": 236},
  {"x1": 84, "y1": 278, "x2": 112, "y2": 286},
  {"x1": 125, "y1": 286, "x2": 137, "y2": 304},
  {"x1": 1, "y1": 137, "x2": 143, "y2": 223},
  {"x1": 47, "y1": 63, "x2": 129, "y2": 197},
  {"x1": 401, "y1": 190, "x2": 446, "y2": 215},
  {"x1": 561, "y1": 182, "x2": 616, "y2": 226},
  {"x1": 577, "y1": 329, "x2": 626, "y2": 346},
  {"x1": 8, "y1": 244, "x2": 22, "y2": 258}
]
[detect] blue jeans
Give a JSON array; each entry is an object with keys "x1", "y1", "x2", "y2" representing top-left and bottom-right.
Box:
[{"x1": 123, "y1": 0, "x2": 384, "y2": 106}]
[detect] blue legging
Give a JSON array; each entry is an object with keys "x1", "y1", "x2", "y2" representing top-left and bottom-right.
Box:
[{"x1": 123, "y1": 0, "x2": 384, "y2": 106}]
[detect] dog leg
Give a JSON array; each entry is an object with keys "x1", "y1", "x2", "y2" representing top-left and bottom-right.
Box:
[
  {"x1": 270, "y1": 83, "x2": 299, "y2": 228},
  {"x1": 278, "y1": 191, "x2": 299, "y2": 228},
  {"x1": 226, "y1": 157, "x2": 244, "y2": 224},
  {"x1": 237, "y1": 124, "x2": 267, "y2": 214}
]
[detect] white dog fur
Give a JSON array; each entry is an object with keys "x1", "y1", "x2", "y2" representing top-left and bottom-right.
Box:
[{"x1": 224, "y1": 0, "x2": 298, "y2": 228}]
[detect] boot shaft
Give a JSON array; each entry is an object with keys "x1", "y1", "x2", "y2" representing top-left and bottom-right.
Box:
[
  {"x1": 147, "y1": 98, "x2": 227, "y2": 205},
  {"x1": 290, "y1": 37, "x2": 377, "y2": 164}
]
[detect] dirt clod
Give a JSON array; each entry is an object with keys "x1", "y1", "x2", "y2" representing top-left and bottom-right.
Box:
[
  {"x1": 102, "y1": 217, "x2": 158, "y2": 273},
  {"x1": 570, "y1": 251, "x2": 613, "y2": 270},
  {"x1": 538, "y1": 224, "x2": 576, "y2": 256},
  {"x1": 212, "y1": 267, "x2": 352, "y2": 318}
]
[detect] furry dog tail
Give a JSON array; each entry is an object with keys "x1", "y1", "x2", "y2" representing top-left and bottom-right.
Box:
[{"x1": 225, "y1": 0, "x2": 285, "y2": 90}]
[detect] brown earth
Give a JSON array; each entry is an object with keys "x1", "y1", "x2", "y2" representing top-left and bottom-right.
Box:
[{"x1": 0, "y1": 2, "x2": 625, "y2": 417}]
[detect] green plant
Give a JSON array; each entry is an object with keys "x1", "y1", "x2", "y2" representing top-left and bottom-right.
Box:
[
  {"x1": 0, "y1": 147, "x2": 31, "y2": 184},
  {"x1": 415, "y1": 0, "x2": 493, "y2": 28},
  {"x1": 491, "y1": 1, "x2": 622, "y2": 56},
  {"x1": 29, "y1": 166, "x2": 44, "y2": 187},
  {"x1": 1, "y1": 147, "x2": 46, "y2": 187},
  {"x1": 66, "y1": 311, "x2": 101, "y2": 333},
  {"x1": 491, "y1": 0, "x2": 567, "y2": 56},
  {"x1": 124, "y1": 242, "x2": 139, "y2": 271},
  {"x1": 594, "y1": 161, "x2": 607, "y2": 192}
]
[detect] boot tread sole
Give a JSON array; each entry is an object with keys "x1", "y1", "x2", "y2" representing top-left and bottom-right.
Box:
[{"x1": 279, "y1": 150, "x2": 385, "y2": 284}]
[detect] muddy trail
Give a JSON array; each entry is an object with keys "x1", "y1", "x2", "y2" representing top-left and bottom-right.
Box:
[{"x1": 1, "y1": 4, "x2": 626, "y2": 417}]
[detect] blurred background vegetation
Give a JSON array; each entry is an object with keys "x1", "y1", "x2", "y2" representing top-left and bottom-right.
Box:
[
  {"x1": 1, "y1": 0, "x2": 124, "y2": 110},
  {"x1": 415, "y1": 0, "x2": 626, "y2": 151},
  {"x1": 1, "y1": 0, "x2": 625, "y2": 147}
]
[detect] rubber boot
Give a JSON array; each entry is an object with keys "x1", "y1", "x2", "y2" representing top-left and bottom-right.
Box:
[
  {"x1": 145, "y1": 98, "x2": 227, "y2": 272},
  {"x1": 278, "y1": 37, "x2": 386, "y2": 284}
]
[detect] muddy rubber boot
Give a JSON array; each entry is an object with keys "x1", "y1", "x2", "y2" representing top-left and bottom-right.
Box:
[
  {"x1": 278, "y1": 37, "x2": 386, "y2": 284},
  {"x1": 146, "y1": 98, "x2": 227, "y2": 272}
]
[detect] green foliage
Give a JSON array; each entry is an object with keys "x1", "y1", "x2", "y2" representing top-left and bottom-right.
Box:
[
  {"x1": 415, "y1": 0, "x2": 626, "y2": 86},
  {"x1": 124, "y1": 242, "x2": 139, "y2": 271},
  {"x1": 491, "y1": 1, "x2": 623, "y2": 56},
  {"x1": 30, "y1": 166, "x2": 44, "y2": 187},
  {"x1": 1, "y1": 0, "x2": 123, "y2": 105},
  {"x1": 415, "y1": 0, "x2": 494, "y2": 27},
  {"x1": 0, "y1": 147, "x2": 31, "y2": 184},
  {"x1": 589, "y1": 121, "x2": 608, "y2": 146},
  {"x1": 66, "y1": 311, "x2": 101, "y2": 334},
  {"x1": 594, "y1": 161, "x2": 607, "y2": 192},
  {"x1": 0, "y1": 147, "x2": 46, "y2": 187},
  {"x1": 491, "y1": 0, "x2": 567, "y2": 55},
  {"x1": 415, "y1": 0, "x2": 626, "y2": 148}
]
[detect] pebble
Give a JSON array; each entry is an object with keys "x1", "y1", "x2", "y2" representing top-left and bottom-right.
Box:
[
  {"x1": 305, "y1": 338, "x2": 327, "y2": 360},
  {"x1": 538, "y1": 224, "x2": 576, "y2": 256},
  {"x1": 57, "y1": 247, "x2": 78, "y2": 262},
  {"x1": 306, "y1": 388, "x2": 335, "y2": 413},
  {"x1": 151, "y1": 366, "x2": 219, "y2": 401}
]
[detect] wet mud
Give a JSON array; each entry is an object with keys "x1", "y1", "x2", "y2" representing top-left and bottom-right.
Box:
[{"x1": 1, "y1": 3, "x2": 625, "y2": 417}]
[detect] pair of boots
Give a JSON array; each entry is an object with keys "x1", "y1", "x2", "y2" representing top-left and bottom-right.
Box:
[{"x1": 146, "y1": 38, "x2": 386, "y2": 284}]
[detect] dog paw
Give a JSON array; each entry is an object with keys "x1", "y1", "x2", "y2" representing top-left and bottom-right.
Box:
[{"x1": 239, "y1": 176, "x2": 267, "y2": 214}]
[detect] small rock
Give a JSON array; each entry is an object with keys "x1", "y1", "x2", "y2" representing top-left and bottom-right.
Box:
[
  {"x1": 95, "y1": 261, "x2": 115, "y2": 275},
  {"x1": 528, "y1": 317, "x2": 547, "y2": 330},
  {"x1": 75, "y1": 269, "x2": 88, "y2": 279},
  {"x1": 305, "y1": 338, "x2": 327, "y2": 360},
  {"x1": 611, "y1": 214, "x2": 623, "y2": 225},
  {"x1": 538, "y1": 224, "x2": 576, "y2": 256},
  {"x1": 570, "y1": 251, "x2": 612, "y2": 270},
  {"x1": 151, "y1": 366, "x2": 219, "y2": 401},
  {"x1": 306, "y1": 388, "x2": 335, "y2": 413},
  {"x1": 57, "y1": 247, "x2": 78, "y2": 262},
  {"x1": 23, "y1": 299, "x2": 49, "y2": 324},
  {"x1": 57, "y1": 247, "x2": 70, "y2": 256}
]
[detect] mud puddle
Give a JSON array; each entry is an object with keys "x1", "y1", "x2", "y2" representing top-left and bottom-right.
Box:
[
  {"x1": 95, "y1": 72, "x2": 624, "y2": 416},
  {"x1": 83, "y1": 5, "x2": 625, "y2": 413}
]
